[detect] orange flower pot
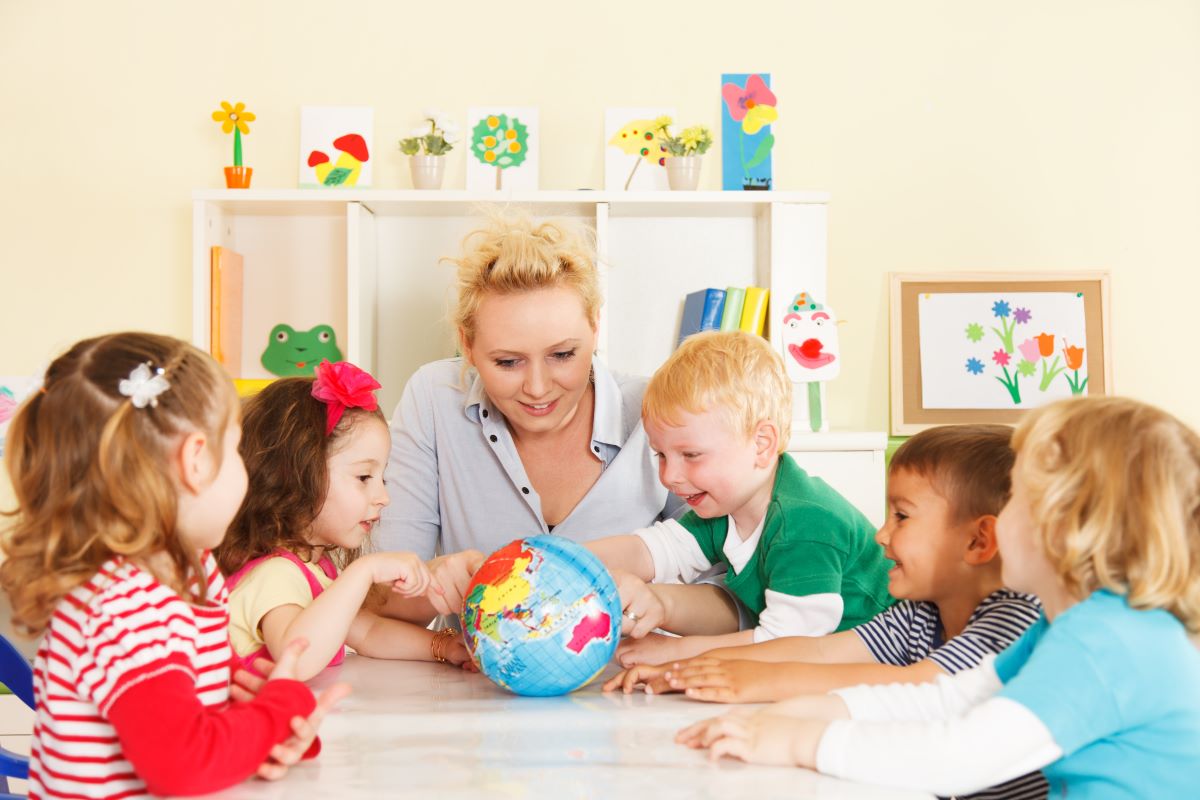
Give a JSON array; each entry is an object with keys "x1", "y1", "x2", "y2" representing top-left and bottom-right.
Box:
[{"x1": 224, "y1": 166, "x2": 253, "y2": 189}]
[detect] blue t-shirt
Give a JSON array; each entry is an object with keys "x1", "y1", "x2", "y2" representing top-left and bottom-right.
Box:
[{"x1": 995, "y1": 589, "x2": 1200, "y2": 798}]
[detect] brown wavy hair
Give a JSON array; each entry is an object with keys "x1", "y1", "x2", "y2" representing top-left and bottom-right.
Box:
[
  {"x1": 1013, "y1": 397, "x2": 1200, "y2": 632},
  {"x1": 215, "y1": 377, "x2": 385, "y2": 576},
  {"x1": 0, "y1": 332, "x2": 236, "y2": 637}
]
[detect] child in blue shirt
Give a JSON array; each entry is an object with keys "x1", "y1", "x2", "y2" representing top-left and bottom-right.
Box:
[{"x1": 687, "y1": 396, "x2": 1200, "y2": 799}]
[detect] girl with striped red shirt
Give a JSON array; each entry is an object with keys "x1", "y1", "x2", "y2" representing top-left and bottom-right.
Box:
[{"x1": 0, "y1": 332, "x2": 348, "y2": 799}]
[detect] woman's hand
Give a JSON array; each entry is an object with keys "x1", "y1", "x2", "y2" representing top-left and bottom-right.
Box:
[
  {"x1": 425, "y1": 549, "x2": 487, "y2": 615},
  {"x1": 610, "y1": 569, "x2": 668, "y2": 639}
]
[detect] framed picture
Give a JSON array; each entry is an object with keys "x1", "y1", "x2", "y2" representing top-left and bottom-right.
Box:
[{"x1": 890, "y1": 272, "x2": 1112, "y2": 435}]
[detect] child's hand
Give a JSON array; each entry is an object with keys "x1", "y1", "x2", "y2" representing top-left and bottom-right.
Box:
[
  {"x1": 610, "y1": 569, "x2": 668, "y2": 639},
  {"x1": 425, "y1": 549, "x2": 486, "y2": 616},
  {"x1": 361, "y1": 552, "x2": 439, "y2": 599},
  {"x1": 663, "y1": 657, "x2": 778, "y2": 703},
  {"x1": 439, "y1": 635, "x2": 478, "y2": 671},
  {"x1": 257, "y1": 682, "x2": 352, "y2": 780},
  {"x1": 678, "y1": 710, "x2": 827, "y2": 768},
  {"x1": 257, "y1": 638, "x2": 352, "y2": 780},
  {"x1": 616, "y1": 631, "x2": 687, "y2": 668},
  {"x1": 602, "y1": 660, "x2": 674, "y2": 694},
  {"x1": 230, "y1": 656, "x2": 275, "y2": 703}
]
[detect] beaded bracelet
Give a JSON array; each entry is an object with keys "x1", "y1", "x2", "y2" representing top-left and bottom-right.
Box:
[{"x1": 430, "y1": 627, "x2": 459, "y2": 663}]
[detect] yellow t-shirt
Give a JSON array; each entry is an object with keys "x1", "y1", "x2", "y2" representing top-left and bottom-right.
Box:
[{"x1": 227, "y1": 556, "x2": 335, "y2": 658}]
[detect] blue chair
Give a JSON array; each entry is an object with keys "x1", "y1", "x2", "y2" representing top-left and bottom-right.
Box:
[{"x1": 0, "y1": 633, "x2": 32, "y2": 796}]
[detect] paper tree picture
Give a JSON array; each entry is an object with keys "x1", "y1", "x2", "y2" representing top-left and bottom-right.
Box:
[
  {"x1": 782, "y1": 292, "x2": 839, "y2": 432},
  {"x1": 299, "y1": 106, "x2": 374, "y2": 188},
  {"x1": 466, "y1": 107, "x2": 538, "y2": 191},
  {"x1": 917, "y1": 292, "x2": 1089, "y2": 410},
  {"x1": 605, "y1": 107, "x2": 673, "y2": 191},
  {"x1": 721, "y1": 73, "x2": 776, "y2": 190}
]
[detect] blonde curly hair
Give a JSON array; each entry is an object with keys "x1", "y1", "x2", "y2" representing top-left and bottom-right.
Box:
[
  {"x1": 450, "y1": 209, "x2": 601, "y2": 348},
  {"x1": 1, "y1": 332, "x2": 236, "y2": 636},
  {"x1": 643, "y1": 330, "x2": 792, "y2": 453},
  {"x1": 1012, "y1": 396, "x2": 1200, "y2": 632}
]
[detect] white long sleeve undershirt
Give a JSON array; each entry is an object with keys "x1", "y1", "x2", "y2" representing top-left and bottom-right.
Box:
[
  {"x1": 632, "y1": 519, "x2": 843, "y2": 641},
  {"x1": 814, "y1": 657, "x2": 1063, "y2": 796}
]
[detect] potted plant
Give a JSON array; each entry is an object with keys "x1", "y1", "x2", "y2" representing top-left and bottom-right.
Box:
[
  {"x1": 655, "y1": 116, "x2": 713, "y2": 190},
  {"x1": 399, "y1": 111, "x2": 459, "y2": 189},
  {"x1": 211, "y1": 101, "x2": 255, "y2": 188}
]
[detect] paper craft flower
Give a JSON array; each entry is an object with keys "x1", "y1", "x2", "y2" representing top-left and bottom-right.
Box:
[
  {"x1": 965, "y1": 358, "x2": 985, "y2": 375},
  {"x1": 1017, "y1": 338, "x2": 1041, "y2": 364},
  {"x1": 965, "y1": 322, "x2": 985, "y2": 342},
  {"x1": 722, "y1": 74, "x2": 778, "y2": 134},
  {"x1": 992, "y1": 300, "x2": 1011, "y2": 319},
  {"x1": 311, "y1": 360, "x2": 381, "y2": 435},
  {"x1": 212, "y1": 101, "x2": 255, "y2": 167},
  {"x1": 1013, "y1": 307, "x2": 1033, "y2": 324},
  {"x1": 992, "y1": 349, "x2": 1011, "y2": 367},
  {"x1": 1035, "y1": 333, "x2": 1056, "y2": 358},
  {"x1": 119, "y1": 362, "x2": 170, "y2": 409},
  {"x1": 1063, "y1": 345, "x2": 1084, "y2": 371},
  {"x1": 1017, "y1": 360, "x2": 1037, "y2": 377}
]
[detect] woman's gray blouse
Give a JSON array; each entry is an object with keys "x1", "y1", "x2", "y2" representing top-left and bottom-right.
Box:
[{"x1": 377, "y1": 357, "x2": 680, "y2": 560}]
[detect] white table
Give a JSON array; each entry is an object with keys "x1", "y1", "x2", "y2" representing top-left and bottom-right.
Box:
[{"x1": 200, "y1": 655, "x2": 932, "y2": 800}]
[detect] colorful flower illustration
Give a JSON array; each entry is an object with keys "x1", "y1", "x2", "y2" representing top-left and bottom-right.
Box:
[
  {"x1": 472, "y1": 114, "x2": 529, "y2": 190},
  {"x1": 212, "y1": 100, "x2": 255, "y2": 167},
  {"x1": 992, "y1": 349, "x2": 1011, "y2": 367},
  {"x1": 1017, "y1": 360, "x2": 1036, "y2": 377},
  {"x1": 966, "y1": 357, "x2": 985, "y2": 375},
  {"x1": 1035, "y1": 333, "x2": 1055, "y2": 358},
  {"x1": 1063, "y1": 343, "x2": 1087, "y2": 394},
  {"x1": 965, "y1": 322, "x2": 985, "y2": 343},
  {"x1": 1013, "y1": 307, "x2": 1032, "y2": 324},
  {"x1": 990, "y1": 299, "x2": 1018, "y2": 353},
  {"x1": 1017, "y1": 338, "x2": 1041, "y2": 364},
  {"x1": 722, "y1": 74, "x2": 778, "y2": 134},
  {"x1": 722, "y1": 73, "x2": 776, "y2": 188}
]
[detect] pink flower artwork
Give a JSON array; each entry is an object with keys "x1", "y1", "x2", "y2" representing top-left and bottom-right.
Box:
[
  {"x1": 1017, "y1": 338, "x2": 1041, "y2": 364},
  {"x1": 992, "y1": 349, "x2": 1011, "y2": 367}
]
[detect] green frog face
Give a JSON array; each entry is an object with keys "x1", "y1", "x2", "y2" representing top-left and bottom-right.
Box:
[{"x1": 260, "y1": 324, "x2": 342, "y2": 377}]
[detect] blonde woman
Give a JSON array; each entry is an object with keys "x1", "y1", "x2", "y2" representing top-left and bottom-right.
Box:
[{"x1": 376, "y1": 212, "x2": 739, "y2": 626}]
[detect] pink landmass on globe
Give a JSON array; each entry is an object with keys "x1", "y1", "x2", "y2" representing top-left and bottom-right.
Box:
[{"x1": 565, "y1": 611, "x2": 611, "y2": 654}]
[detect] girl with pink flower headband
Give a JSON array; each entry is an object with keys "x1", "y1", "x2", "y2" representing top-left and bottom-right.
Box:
[{"x1": 216, "y1": 360, "x2": 473, "y2": 680}]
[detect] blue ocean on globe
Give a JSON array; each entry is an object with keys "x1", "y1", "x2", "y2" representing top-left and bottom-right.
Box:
[{"x1": 461, "y1": 535, "x2": 622, "y2": 697}]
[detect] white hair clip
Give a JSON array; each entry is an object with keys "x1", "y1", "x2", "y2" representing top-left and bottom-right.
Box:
[{"x1": 118, "y1": 362, "x2": 170, "y2": 409}]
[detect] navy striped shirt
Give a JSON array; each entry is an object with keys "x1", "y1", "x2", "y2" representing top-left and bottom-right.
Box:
[
  {"x1": 854, "y1": 590, "x2": 1048, "y2": 800},
  {"x1": 854, "y1": 589, "x2": 1042, "y2": 674}
]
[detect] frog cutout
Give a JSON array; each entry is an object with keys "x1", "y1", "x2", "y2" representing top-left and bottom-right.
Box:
[
  {"x1": 260, "y1": 324, "x2": 342, "y2": 377},
  {"x1": 782, "y1": 292, "x2": 840, "y2": 383}
]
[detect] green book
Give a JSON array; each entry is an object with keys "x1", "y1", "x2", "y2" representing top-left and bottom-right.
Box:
[{"x1": 719, "y1": 286, "x2": 746, "y2": 331}]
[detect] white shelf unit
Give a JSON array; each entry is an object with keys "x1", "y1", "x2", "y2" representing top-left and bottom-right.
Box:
[{"x1": 192, "y1": 189, "x2": 885, "y2": 526}]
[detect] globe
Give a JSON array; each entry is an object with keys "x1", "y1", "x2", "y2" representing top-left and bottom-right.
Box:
[{"x1": 461, "y1": 535, "x2": 622, "y2": 697}]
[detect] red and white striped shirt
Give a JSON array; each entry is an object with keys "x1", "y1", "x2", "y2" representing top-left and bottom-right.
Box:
[{"x1": 30, "y1": 552, "x2": 315, "y2": 799}]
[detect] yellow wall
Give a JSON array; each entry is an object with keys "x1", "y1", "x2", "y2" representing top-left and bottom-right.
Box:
[{"x1": 2, "y1": 0, "x2": 1198, "y2": 458}]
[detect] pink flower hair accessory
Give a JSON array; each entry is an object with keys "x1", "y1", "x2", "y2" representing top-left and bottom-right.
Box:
[{"x1": 311, "y1": 360, "x2": 381, "y2": 435}]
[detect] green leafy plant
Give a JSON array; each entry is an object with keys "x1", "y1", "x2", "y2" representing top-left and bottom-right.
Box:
[
  {"x1": 399, "y1": 111, "x2": 459, "y2": 156},
  {"x1": 653, "y1": 116, "x2": 713, "y2": 157}
]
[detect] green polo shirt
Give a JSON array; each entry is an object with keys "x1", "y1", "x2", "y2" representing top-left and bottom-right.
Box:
[{"x1": 677, "y1": 454, "x2": 893, "y2": 629}]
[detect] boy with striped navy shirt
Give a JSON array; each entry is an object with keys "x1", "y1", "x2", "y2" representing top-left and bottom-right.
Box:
[{"x1": 611, "y1": 424, "x2": 1046, "y2": 800}]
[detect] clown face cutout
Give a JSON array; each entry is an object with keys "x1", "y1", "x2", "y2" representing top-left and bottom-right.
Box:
[{"x1": 782, "y1": 292, "x2": 840, "y2": 383}]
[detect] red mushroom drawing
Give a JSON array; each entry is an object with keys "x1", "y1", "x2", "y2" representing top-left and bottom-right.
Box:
[{"x1": 308, "y1": 133, "x2": 370, "y2": 187}]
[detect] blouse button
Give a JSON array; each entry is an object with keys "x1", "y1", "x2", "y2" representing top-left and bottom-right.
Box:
[
  {"x1": 593, "y1": 445, "x2": 600, "y2": 453},
  {"x1": 482, "y1": 409, "x2": 489, "y2": 418},
  {"x1": 521, "y1": 487, "x2": 530, "y2": 495},
  {"x1": 489, "y1": 434, "x2": 498, "y2": 443}
]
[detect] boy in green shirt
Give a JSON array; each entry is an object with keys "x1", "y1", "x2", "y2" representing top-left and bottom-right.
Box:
[{"x1": 589, "y1": 330, "x2": 892, "y2": 666}]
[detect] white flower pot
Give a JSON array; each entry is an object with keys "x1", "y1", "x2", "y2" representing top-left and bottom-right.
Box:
[
  {"x1": 665, "y1": 155, "x2": 702, "y2": 190},
  {"x1": 409, "y1": 154, "x2": 446, "y2": 190}
]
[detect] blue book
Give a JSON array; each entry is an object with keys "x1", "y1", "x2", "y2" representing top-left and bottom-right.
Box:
[
  {"x1": 700, "y1": 288, "x2": 727, "y2": 332},
  {"x1": 678, "y1": 288, "x2": 727, "y2": 347}
]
